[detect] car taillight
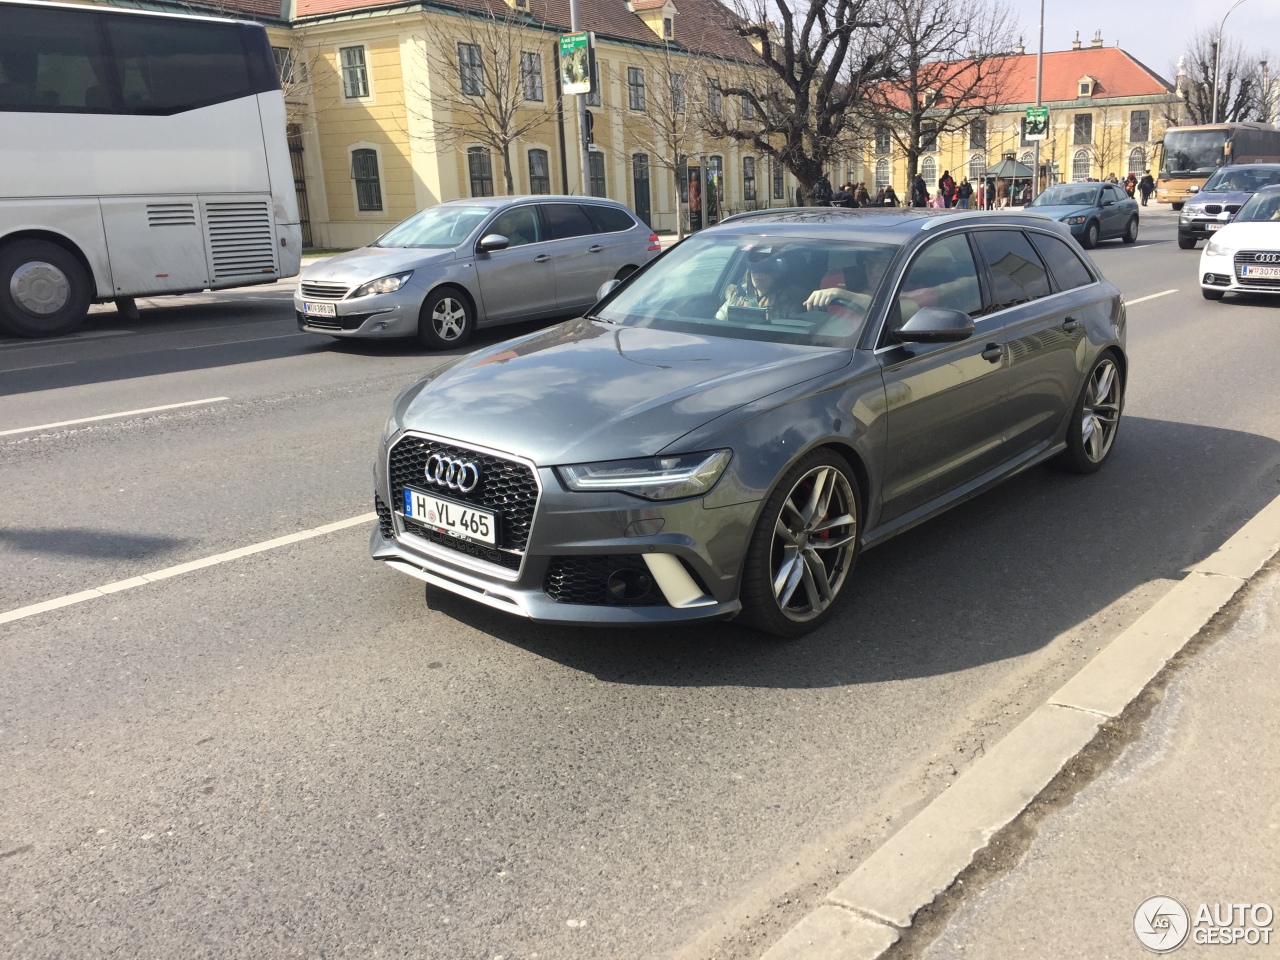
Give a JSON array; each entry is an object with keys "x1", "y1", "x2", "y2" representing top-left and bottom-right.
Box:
[{"x1": 648, "y1": 233, "x2": 661, "y2": 252}]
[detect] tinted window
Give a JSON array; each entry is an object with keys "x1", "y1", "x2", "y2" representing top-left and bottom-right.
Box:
[
  {"x1": 583, "y1": 204, "x2": 635, "y2": 233},
  {"x1": 898, "y1": 234, "x2": 982, "y2": 322},
  {"x1": 109, "y1": 18, "x2": 254, "y2": 114},
  {"x1": 1103, "y1": 185, "x2": 1125, "y2": 204},
  {"x1": 487, "y1": 206, "x2": 542, "y2": 247},
  {"x1": 0, "y1": 6, "x2": 108, "y2": 111},
  {"x1": 974, "y1": 230, "x2": 1051, "y2": 310},
  {"x1": 542, "y1": 203, "x2": 595, "y2": 240},
  {"x1": 1029, "y1": 232, "x2": 1094, "y2": 290}
]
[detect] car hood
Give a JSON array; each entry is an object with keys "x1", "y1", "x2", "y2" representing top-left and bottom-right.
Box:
[
  {"x1": 1186, "y1": 189, "x2": 1254, "y2": 209},
  {"x1": 1210, "y1": 221, "x2": 1280, "y2": 248},
  {"x1": 1026, "y1": 204, "x2": 1097, "y2": 220},
  {"x1": 300, "y1": 246, "x2": 456, "y2": 286},
  {"x1": 398, "y1": 319, "x2": 853, "y2": 465}
]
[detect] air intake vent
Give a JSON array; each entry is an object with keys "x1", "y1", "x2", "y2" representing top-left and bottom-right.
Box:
[
  {"x1": 204, "y1": 200, "x2": 276, "y2": 279},
  {"x1": 147, "y1": 202, "x2": 197, "y2": 227}
]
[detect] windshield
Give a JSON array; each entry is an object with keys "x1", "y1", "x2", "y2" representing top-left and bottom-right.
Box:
[
  {"x1": 1201, "y1": 166, "x2": 1280, "y2": 194},
  {"x1": 375, "y1": 205, "x2": 491, "y2": 248},
  {"x1": 1029, "y1": 184, "x2": 1099, "y2": 207},
  {"x1": 1161, "y1": 130, "x2": 1230, "y2": 177},
  {"x1": 594, "y1": 235, "x2": 898, "y2": 346},
  {"x1": 1233, "y1": 191, "x2": 1280, "y2": 222}
]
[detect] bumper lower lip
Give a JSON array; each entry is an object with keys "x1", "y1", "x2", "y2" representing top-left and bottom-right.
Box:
[{"x1": 294, "y1": 290, "x2": 421, "y2": 337}]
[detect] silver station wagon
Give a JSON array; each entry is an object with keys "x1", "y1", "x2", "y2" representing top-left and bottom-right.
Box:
[{"x1": 295, "y1": 196, "x2": 661, "y2": 348}]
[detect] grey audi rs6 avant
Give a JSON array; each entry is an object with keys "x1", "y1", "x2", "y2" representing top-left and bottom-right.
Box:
[{"x1": 372, "y1": 209, "x2": 1127, "y2": 636}]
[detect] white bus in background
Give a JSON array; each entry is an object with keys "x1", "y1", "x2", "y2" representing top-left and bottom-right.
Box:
[{"x1": 0, "y1": 0, "x2": 301, "y2": 338}]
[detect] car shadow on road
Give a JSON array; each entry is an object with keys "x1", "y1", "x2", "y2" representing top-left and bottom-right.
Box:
[
  {"x1": 422, "y1": 416, "x2": 1280, "y2": 689},
  {"x1": 0, "y1": 526, "x2": 186, "y2": 560}
]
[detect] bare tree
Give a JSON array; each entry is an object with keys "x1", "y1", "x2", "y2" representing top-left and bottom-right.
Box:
[
  {"x1": 859, "y1": 0, "x2": 1017, "y2": 185},
  {"x1": 707, "y1": 0, "x2": 892, "y2": 204},
  {"x1": 1084, "y1": 104, "x2": 1126, "y2": 179},
  {"x1": 1169, "y1": 31, "x2": 1269, "y2": 125},
  {"x1": 409, "y1": 8, "x2": 561, "y2": 195}
]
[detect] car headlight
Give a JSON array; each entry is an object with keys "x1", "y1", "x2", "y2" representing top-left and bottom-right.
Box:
[
  {"x1": 1205, "y1": 238, "x2": 1235, "y2": 257},
  {"x1": 1180, "y1": 207, "x2": 1198, "y2": 221},
  {"x1": 1062, "y1": 215, "x2": 1088, "y2": 225},
  {"x1": 557, "y1": 450, "x2": 732, "y2": 500},
  {"x1": 352, "y1": 272, "x2": 413, "y2": 298}
]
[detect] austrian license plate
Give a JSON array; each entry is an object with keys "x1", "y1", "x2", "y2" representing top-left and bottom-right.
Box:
[
  {"x1": 402, "y1": 487, "x2": 497, "y2": 545},
  {"x1": 1239, "y1": 264, "x2": 1280, "y2": 279},
  {"x1": 1206, "y1": 222, "x2": 1222, "y2": 231},
  {"x1": 303, "y1": 301, "x2": 337, "y2": 317}
]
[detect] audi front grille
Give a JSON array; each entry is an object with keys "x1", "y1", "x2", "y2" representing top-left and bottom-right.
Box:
[
  {"x1": 1235, "y1": 251, "x2": 1280, "y2": 288},
  {"x1": 388, "y1": 434, "x2": 539, "y2": 572}
]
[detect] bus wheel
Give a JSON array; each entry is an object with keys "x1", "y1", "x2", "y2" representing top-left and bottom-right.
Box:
[
  {"x1": 0, "y1": 240, "x2": 92, "y2": 338},
  {"x1": 1171, "y1": 203, "x2": 1183, "y2": 212}
]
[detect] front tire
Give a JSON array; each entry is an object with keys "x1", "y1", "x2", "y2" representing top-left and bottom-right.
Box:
[
  {"x1": 0, "y1": 239, "x2": 92, "y2": 338},
  {"x1": 1202, "y1": 288, "x2": 1225, "y2": 301},
  {"x1": 416, "y1": 287, "x2": 475, "y2": 350},
  {"x1": 1177, "y1": 234, "x2": 1198, "y2": 250},
  {"x1": 1081, "y1": 221, "x2": 1100, "y2": 249},
  {"x1": 738, "y1": 449, "x2": 861, "y2": 637},
  {"x1": 1123, "y1": 216, "x2": 1139, "y2": 244},
  {"x1": 1053, "y1": 353, "x2": 1124, "y2": 474}
]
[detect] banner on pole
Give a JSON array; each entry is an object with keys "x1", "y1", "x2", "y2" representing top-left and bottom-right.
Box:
[
  {"x1": 559, "y1": 32, "x2": 593, "y2": 96},
  {"x1": 1024, "y1": 106, "x2": 1049, "y2": 140}
]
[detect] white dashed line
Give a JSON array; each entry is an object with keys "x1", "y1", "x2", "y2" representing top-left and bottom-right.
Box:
[
  {"x1": 0, "y1": 397, "x2": 230, "y2": 437},
  {"x1": 0, "y1": 513, "x2": 376, "y2": 627},
  {"x1": 1126, "y1": 289, "x2": 1178, "y2": 305}
]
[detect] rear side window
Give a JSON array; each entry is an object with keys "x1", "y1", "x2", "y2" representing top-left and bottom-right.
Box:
[
  {"x1": 897, "y1": 234, "x2": 983, "y2": 322},
  {"x1": 973, "y1": 230, "x2": 1050, "y2": 310},
  {"x1": 1028, "y1": 232, "x2": 1095, "y2": 291},
  {"x1": 583, "y1": 204, "x2": 636, "y2": 233},
  {"x1": 542, "y1": 203, "x2": 596, "y2": 240}
]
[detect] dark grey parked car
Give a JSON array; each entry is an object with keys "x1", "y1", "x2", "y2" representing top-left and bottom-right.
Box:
[{"x1": 372, "y1": 209, "x2": 1127, "y2": 636}]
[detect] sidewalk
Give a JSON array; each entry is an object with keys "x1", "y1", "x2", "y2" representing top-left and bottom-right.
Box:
[{"x1": 913, "y1": 563, "x2": 1280, "y2": 959}]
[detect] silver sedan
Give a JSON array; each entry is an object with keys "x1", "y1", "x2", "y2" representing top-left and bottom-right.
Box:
[{"x1": 295, "y1": 197, "x2": 660, "y2": 349}]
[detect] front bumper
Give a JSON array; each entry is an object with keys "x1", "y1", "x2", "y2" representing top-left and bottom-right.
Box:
[
  {"x1": 294, "y1": 285, "x2": 423, "y2": 338},
  {"x1": 1178, "y1": 218, "x2": 1232, "y2": 243},
  {"x1": 1197, "y1": 256, "x2": 1280, "y2": 296},
  {"x1": 371, "y1": 434, "x2": 755, "y2": 625}
]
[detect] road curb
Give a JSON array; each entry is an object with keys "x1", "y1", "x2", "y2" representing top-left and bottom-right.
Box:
[{"x1": 756, "y1": 489, "x2": 1280, "y2": 959}]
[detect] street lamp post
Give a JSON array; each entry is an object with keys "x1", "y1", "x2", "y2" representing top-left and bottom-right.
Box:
[
  {"x1": 1211, "y1": 0, "x2": 1250, "y2": 124},
  {"x1": 1031, "y1": 0, "x2": 1044, "y2": 200}
]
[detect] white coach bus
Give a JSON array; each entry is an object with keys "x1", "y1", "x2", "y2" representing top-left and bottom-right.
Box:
[{"x1": 0, "y1": 0, "x2": 302, "y2": 337}]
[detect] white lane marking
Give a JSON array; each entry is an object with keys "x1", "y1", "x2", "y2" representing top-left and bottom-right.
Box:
[
  {"x1": 0, "y1": 397, "x2": 229, "y2": 437},
  {"x1": 0, "y1": 330, "x2": 135, "y2": 350},
  {"x1": 173, "y1": 333, "x2": 311, "y2": 350},
  {"x1": 0, "y1": 513, "x2": 376, "y2": 627},
  {"x1": 1126, "y1": 289, "x2": 1178, "y2": 305}
]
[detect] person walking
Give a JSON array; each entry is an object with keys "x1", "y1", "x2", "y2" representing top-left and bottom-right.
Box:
[
  {"x1": 882, "y1": 184, "x2": 900, "y2": 206},
  {"x1": 985, "y1": 176, "x2": 996, "y2": 210},
  {"x1": 910, "y1": 174, "x2": 929, "y2": 208},
  {"x1": 938, "y1": 170, "x2": 955, "y2": 209},
  {"x1": 1124, "y1": 173, "x2": 1137, "y2": 199},
  {"x1": 957, "y1": 177, "x2": 972, "y2": 209},
  {"x1": 995, "y1": 177, "x2": 1008, "y2": 208},
  {"x1": 812, "y1": 172, "x2": 834, "y2": 206},
  {"x1": 833, "y1": 183, "x2": 855, "y2": 208},
  {"x1": 855, "y1": 182, "x2": 870, "y2": 206},
  {"x1": 1138, "y1": 170, "x2": 1155, "y2": 206}
]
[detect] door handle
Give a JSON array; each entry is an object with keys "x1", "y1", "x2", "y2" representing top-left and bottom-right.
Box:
[
  {"x1": 589, "y1": 245, "x2": 604, "y2": 253},
  {"x1": 1061, "y1": 317, "x2": 1082, "y2": 332},
  {"x1": 981, "y1": 343, "x2": 1002, "y2": 363},
  {"x1": 534, "y1": 254, "x2": 551, "y2": 263}
]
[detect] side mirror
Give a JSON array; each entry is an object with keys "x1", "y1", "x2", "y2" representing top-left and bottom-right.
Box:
[
  {"x1": 1102, "y1": 198, "x2": 1116, "y2": 206},
  {"x1": 596, "y1": 279, "x2": 621, "y2": 301},
  {"x1": 478, "y1": 234, "x2": 509, "y2": 252},
  {"x1": 894, "y1": 307, "x2": 975, "y2": 344}
]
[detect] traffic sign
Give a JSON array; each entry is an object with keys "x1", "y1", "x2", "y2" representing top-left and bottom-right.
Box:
[{"x1": 1025, "y1": 106, "x2": 1049, "y2": 140}]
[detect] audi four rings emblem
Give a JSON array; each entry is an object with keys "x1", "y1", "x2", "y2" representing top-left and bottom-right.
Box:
[
  {"x1": 1255, "y1": 253, "x2": 1280, "y2": 263},
  {"x1": 425, "y1": 454, "x2": 481, "y2": 493}
]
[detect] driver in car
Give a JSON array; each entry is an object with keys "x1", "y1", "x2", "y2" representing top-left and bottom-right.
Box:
[{"x1": 716, "y1": 256, "x2": 806, "y2": 321}]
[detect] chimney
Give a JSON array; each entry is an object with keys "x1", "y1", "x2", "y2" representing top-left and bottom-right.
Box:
[
  {"x1": 1015, "y1": 37, "x2": 1025, "y2": 55},
  {"x1": 1072, "y1": 31, "x2": 1081, "y2": 50},
  {"x1": 1091, "y1": 30, "x2": 1103, "y2": 48}
]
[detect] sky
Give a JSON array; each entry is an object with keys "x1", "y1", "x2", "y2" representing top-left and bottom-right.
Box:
[{"x1": 1006, "y1": 0, "x2": 1279, "y2": 81}]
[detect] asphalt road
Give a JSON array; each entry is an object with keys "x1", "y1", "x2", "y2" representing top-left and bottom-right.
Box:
[{"x1": 3, "y1": 209, "x2": 1279, "y2": 960}]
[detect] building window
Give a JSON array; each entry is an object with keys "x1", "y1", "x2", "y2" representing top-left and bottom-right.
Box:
[
  {"x1": 1020, "y1": 151, "x2": 1034, "y2": 166},
  {"x1": 1128, "y1": 147, "x2": 1146, "y2": 175},
  {"x1": 627, "y1": 67, "x2": 646, "y2": 110},
  {"x1": 468, "y1": 146, "x2": 494, "y2": 196},
  {"x1": 339, "y1": 46, "x2": 368, "y2": 99},
  {"x1": 874, "y1": 157, "x2": 890, "y2": 191},
  {"x1": 586, "y1": 61, "x2": 602, "y2": 107},
  {"x1": 520, "y1": 52, "x2": 543, "y2": 102},
  {"x1": 351, "y1": 148, "x2": 382, "y2": 211},
  {"x1": 968, "y1": 117, "x2": 986, "y2": 149},
  {"x1": 920, "y1": 123, "x2": 938, "y2": 152},
  {"x1": 874, "y1": 125, "x2": 891, "y2": 154},
  {"x1": 1078, "y1": 80, "x2": 1091, "y2": 97},
  {"x1": 743, "y1": 157, "x2": 756, "y2": 201},
  {"x1": 1072, "y1": 149, "x2": 1090, "y2": 181},
  {"x1": 588, "y1": 151, "x2": 607, "y2": 197},
  {"x1": 707, "y1": 79, "x2": 722, "y2": 118},
  {"x1": 742, "y1": 95, "x2": 754, "y2": 121},
  {"x1": 920, "y1": 156, "x2": 936, "y2": 184},
  {"x1": 772, "y1": 158, "x2": 784, "y2": 200},
  {"x1": 663, "y1": 16, "x2": 672, "y2": 38},
  {"x1": 1073, "y1": 113, "x2": 1092, "y2": 145},
  {"x1": 272, "y1": 46, "x2": 295, "y2": 85},
  {"x1": 459, "y1": 42, "x2": 484, "y2": 96},
  {"x1": 670, "y1": 73, "x2": 685, "y2": 114},
  {"x1": 1129, "y1": 109, "x2": 1150, "y2": 143},
  {"x1": 968, "y1": 153, "x2": 986, "y2": 180},
  {"x1": 528, "y1": 148, "x2": 550, "y2": 193}
]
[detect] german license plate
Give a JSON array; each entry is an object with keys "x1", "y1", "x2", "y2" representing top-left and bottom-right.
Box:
[
  {"x1": 303, "y1": 301, "x2": 337, "y2": 317},
  {"x1": 402, "y1": 487, "x2": 497, "y2": 545},
  {"x1": 1240, "y1": 264, "x2": 1280, "y2": 279}
]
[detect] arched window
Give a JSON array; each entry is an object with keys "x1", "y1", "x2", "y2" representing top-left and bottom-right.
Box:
[
  {"x1": 874, "y1": 158, "x2": 890, "y2": 191},
  {"x1": 920, "y1": 156, "x2": 936, "y2": 184},
  {"x1": 1020, "y1": 151, "x2": 1033, "y2": 165},
  {"x1": 968, "y1": 154, "x2": 986, "y2": 181},
  {"x1": 528, "y1": 148, "x2": 550, "y2": 194},
  {"x1": 1072, "y1": 149, "x2": 1091, "y2": 181},
  {"x1": 1128, "y1": 147, "x2": 1146, "y2": 175},
  {"x1": 468, "y1": 147, "x2": 494, "y2": 197}
]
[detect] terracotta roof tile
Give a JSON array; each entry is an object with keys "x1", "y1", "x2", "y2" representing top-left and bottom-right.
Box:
[{"x1": 992, "y1": 46, "x2": 1170, "y2": 104}]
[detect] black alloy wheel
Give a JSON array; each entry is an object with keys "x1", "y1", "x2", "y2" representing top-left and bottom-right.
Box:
[{"x1": 1054, "y1": 352, "x2": 1124, "y2": 474}]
